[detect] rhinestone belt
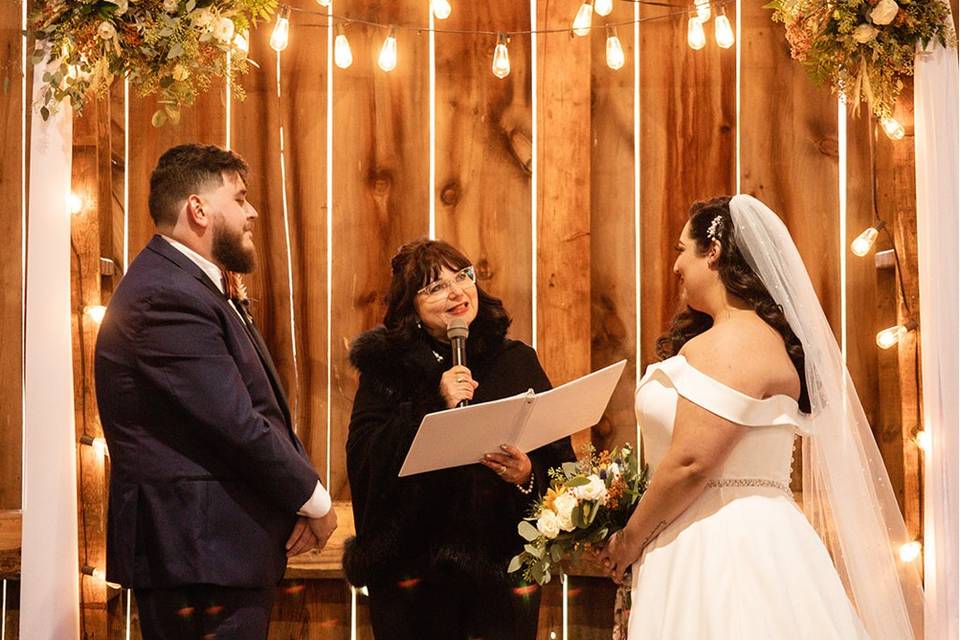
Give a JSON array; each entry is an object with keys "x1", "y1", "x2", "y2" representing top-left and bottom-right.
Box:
[{"x1": 705, "y1": 478, "x2": 791, "y2": 493}]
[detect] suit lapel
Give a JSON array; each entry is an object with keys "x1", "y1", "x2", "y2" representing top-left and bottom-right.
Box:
[{"x1": 146, "y1": 236, "x2": 295, "y2": 434}]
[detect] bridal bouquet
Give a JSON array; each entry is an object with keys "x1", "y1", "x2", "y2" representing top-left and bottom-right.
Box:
[{"x1": 508, "y1": 444, "x2": 647, "y2": 586}]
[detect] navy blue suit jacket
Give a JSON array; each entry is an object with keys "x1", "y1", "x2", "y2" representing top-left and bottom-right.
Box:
[{"x1": 94, "y1": 235, "x2": 319, "y2": 588}]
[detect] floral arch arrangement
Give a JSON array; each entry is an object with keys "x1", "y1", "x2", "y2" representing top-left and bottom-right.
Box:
[
  {"x1": 769, "y1": 0, "x2": 956, "y2": 120},
  {"x1": 31, "y1": 0, "x2": 277, "y2": 126}
]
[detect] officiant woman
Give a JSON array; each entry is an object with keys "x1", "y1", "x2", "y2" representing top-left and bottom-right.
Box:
[{"x1": 343, "y1": 238, "x2": 574, "y2": 640}]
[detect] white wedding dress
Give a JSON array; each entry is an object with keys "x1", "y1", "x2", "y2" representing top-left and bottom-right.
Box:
[{"x1": 628, "y1": 354, "x2": 869, "y2": 639}]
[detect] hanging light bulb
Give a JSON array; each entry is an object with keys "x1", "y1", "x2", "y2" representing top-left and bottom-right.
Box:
[
  {"x1": 334, "y1": 24, "x2": 353, "y2": 69},
  {"x1": 270, "y1": 5, "x2": 291, "y2": 52},
  {"x1": 572, "y1": 2, "x2": 593, "y2": 37},
  {"x1": 850, "y1": 220, "x2": 885, "y2": 256},
  {"x1": 715, "y1": 8, "x2": 735, "y2": 48},
  {"x1": 898, "y1": 541, "x2": 922, "y2": 562},
  {"x1": 595, "y1": 0, "x2": 613, "y2": 17},
  {"x1": 915, "y1": 430, "x2": 931, "y2": 452},
  {"x1": 81, "y1": 565, "x2": 122, "y2": 589},
  {"x1": 605, "y1": 26, "x2": 625, "y2": 70},
  {"x1": 378, "y1": 27, "x2": 398, "y2": 72},
  {"x1": 881, "y1": 116, "x2": 905, "y2": 140},
  {"x1": 694, "y1": 0, "x2": 711, "y2": 22},
  {"x1": 233, "y1": 30, "x2": 250, "y2": 57},
  {"x1": 687, "y1": 15, "x2": 706, "y2": 50},
  {"x1": 84, "y1": 305, "x2": 107, "y2": 324},
  {"x1": 431, "y1": 0, "x2": 452, "y2": 20},
  {"x1": 68, "y1": 191, "x2": 84, "y2": 215},
  {"x1": 876, "y1": 320, "x2": 917, "y2": 350},
  {"x1": 491, "y1": 33, "x2": 511, "y2": 79},
  {"x1": 80, "y1": 434, "x2": 109, "y2": 458}
]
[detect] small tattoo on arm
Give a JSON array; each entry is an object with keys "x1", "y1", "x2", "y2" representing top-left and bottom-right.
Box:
[{"x1": 639, "y1": 521, "x2": 668, "y2": 549}]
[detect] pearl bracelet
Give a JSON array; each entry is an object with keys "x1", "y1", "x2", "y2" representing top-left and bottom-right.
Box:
[{"x1": 515, "y1": 472, "x2": 535, "y2": 495}]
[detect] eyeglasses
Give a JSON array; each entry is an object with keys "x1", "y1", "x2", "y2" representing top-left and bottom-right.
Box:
[{"x1": 417, "y1": 266, "x2": 477, "y2": 301}]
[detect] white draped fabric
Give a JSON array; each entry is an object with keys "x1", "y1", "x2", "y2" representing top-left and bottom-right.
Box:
[
  {"x1": 19, "y1": 68, "x2": 81, "y2": 638},
  {"x1": 914, "y1": 28, "x2": 959, "y2": 640}
]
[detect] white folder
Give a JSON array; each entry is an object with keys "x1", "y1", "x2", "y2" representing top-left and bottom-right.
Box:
[{"x1": 398, "y1": 359, "x2": 627, "y2": 477}]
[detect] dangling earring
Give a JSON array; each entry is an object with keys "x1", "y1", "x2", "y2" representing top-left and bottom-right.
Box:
[{"x1": 416, "y1": 318, "x2": 422, "y2": 330}]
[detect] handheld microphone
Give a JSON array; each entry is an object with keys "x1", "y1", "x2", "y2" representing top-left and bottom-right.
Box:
[{"x1": 446, "y1": 318, "x2": 469, "y2": 408}]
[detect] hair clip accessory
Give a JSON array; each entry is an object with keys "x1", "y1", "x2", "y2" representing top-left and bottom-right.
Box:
[{"x1": 707, "y1": 215, "x2": 724, "y2": 242}]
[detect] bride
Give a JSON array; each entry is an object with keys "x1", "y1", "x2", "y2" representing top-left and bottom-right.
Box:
[{"x1": 598, "y1": 195, "x2": 924, "y2": 638}]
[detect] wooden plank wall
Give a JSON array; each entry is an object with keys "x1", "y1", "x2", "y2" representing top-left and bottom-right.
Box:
[{"x1": 0, "y1": 0, "x2": 929, "y2": 637}]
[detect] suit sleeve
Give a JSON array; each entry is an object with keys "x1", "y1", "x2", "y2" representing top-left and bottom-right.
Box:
[{"x1": 133, "y1": 286, "x2": 320, "y2": 514}]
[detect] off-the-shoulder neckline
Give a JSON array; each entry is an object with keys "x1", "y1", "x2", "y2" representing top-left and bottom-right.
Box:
[{"x1": 654, "y1": 354, "x2": 801, "y2": 408}]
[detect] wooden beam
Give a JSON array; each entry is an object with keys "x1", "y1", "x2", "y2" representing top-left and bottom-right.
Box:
[{"x1": 0, "y1": 510, "x2": 20, "y2": 577}]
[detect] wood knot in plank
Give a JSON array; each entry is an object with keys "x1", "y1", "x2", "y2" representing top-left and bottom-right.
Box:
[
  {"x1": 440, "y1": 181, "x2": 461, "y2": 206},
  {"x1": 369, "y1": 169, "x2": 393, "y2": 196},
  {"x1": 817, "y1": 136, "x2": 839, "y2": 158}
]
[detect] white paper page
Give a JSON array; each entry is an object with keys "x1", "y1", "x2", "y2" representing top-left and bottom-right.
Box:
[
  {"x1": 398, "y1": 392, "x2": 531, "y2": 476},
  {"x1": 398, "y1": 360, "x2": 626, "y2": 477},
  {"x1": 516, "y1": 359, "x2": 627, "y2": 451}
]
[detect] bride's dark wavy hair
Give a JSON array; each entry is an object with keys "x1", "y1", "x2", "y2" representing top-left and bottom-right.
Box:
[{"x1": 656, "y1": 196, "x2": 810, "y2": 412}]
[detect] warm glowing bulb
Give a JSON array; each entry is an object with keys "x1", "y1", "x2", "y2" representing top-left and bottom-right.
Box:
[
  {"x1": 431, "y1": 0, "x2": 452, "y2": 20},
  {"x1": 695, "y1": 0, "x2": 711, "y2": 22},
  {"x1": 915, "y1": 430, "x2": 931, "y2": 452},
  {"x1": 899, "y1": 541, "x2": 922, "y2": 562},
  {"x1": 595, "y1": 0, "x2": 613, "y2": 17},
  {"x1": 81, "y1": 434, "x2": 109, "y2": 457},
  {"x1": 84, "y1": 305, "x2": 107, "y2": 324},
  {"x1": 715, "y1": 14, "x2": 735, "y2": 48},
  {"x1": 850, "y1": 226, "x2": 880, "y2": 256},
  {"x1": 606, "y1": 31, "x2": 625, "y2": 70},
  {"x1": 687, "y1": 16, "x2": 706, "y2": 50},
  {"x1": 233, "y1": 30, "x2": 249, "y2": 57},
  {"x1": 572, "y1": 2, "x2": 593, "y2": 37},
  {"x1": 881, "y1": 117, "x2": 905, "y2": 140},
  {"x1": 68, "y1": 191, "x2": 84, "y2": 215},
  {"x1": 82, "y1": 565, "x2": 121, "y2": 589},
  {"x1": 876, "y1": 324, "x2": 908, "y2": 349},
  {"x1": 334, "y1": 33, "x2": 353, "y2": 69},
  {"x1": 378, "y1": 30, "x2": 398, "y2": 72},
  {"x1": 316, "y1": 0, "x2": 330, "y2": 6},
  {"x1": 491, "y1": 35, "x2": 510, "y2": 79},
  {"x1": 270, "y1": 7, "x2": 291, "y2": 52}
]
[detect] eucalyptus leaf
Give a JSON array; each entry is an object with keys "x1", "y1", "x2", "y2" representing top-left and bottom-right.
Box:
[
  {"x1": 507, "y1": 555, "x2": 522, "y2": 573},
  {"x1": 561, "y1": 462, "x2": 578, "y2": 477},
  {"x1": 518, "y1": 520, "x2": 540, "y2": 542},
  {"x1": 151, "y1": 109, "x2": 167, "y2": 127},
  {"x1": 566, "y1": 476, "x2": 589, "y2": 487},
  {"x1": 524, "y1": 544, "x2": 542, "y2": 559}
]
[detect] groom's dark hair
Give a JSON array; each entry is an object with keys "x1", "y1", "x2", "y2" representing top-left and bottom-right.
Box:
[
  {"x1": 148, "y1": 144, "x2": 249, "y2": 228},
  {"x1": 657, "y1": 196, "x2": 810, "y2": 413}
]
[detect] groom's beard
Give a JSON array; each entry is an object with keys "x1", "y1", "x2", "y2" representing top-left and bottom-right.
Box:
[{"x1": 212, "y1": 220, "x2": 257, "y2": 274}]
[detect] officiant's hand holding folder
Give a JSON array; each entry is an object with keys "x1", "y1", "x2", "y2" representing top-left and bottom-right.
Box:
[{"x1": 399, "y1": 360, "x2": 627, "y2": 476}]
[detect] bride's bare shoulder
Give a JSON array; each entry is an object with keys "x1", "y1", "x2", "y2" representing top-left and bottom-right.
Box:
[{"x1": 680, "y1": 317, "x2": 798, "y2": 401}]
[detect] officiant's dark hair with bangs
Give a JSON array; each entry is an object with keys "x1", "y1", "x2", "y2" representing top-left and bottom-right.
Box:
[
  {"x1": 383, "y1": 238, "x2": 511, "y2": 345},
  {"x1": 657, "y1": 196, "x2": 810, "y2": 412},
  {"x1": 148, "y1": 143, "x2": 249, "y2": 228}
]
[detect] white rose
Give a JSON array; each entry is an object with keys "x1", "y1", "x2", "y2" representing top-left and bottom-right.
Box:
[
  {"x1": 162, "y1": 0, "x2": 179, "y2": 12},
  {"x1": 97, "y1": 21, "x2": 116, "y2": 40},
  {"x1": 553, "y1": 492, "x2": 578, "y2": 532},
  {"x1": 192, "y1": 8, "x2": 215, "y2": 29},
  {"x1": 172, "y1": 64, "x2": 190, "y2": 81},
  {"x1": 853, "y1": 23, "x2": 879, "y2": 44},
  {"x1": 870, "y1": 0, "x2": 899, "y2": 26},
  {"x1": 606, "y1": 463, "x2": 621, "y2": 479},
  {"x1": 213, "y1": 17, "x2": 236, "y2": 43},
  {"x1": 572, "y1": 475, "x2": 608, "y2": 504},
  {"x1": 536, "y1": 510, "x2": 560, "y2": 539}
]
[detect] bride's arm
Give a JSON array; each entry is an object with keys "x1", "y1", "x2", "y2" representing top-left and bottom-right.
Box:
[{"x1": 599, "y1": 351, "x2": 764, "y2": 581}]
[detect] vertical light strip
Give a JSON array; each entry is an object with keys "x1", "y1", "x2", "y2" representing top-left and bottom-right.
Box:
[
  {"x1": 633, "y1": 0, "x2": 642, "y2": 446},
  {"x1": 349, "y1": 586, "x2": 358, "y2": 640},
  {"x1": 20, "y1": 0, "x2": 28, "y2": 514},
  {"x1": 2, "y1": 578, "x2": 7, "y2": 640},
  {"x1": 561, "y1": 573, "x2": 569, "y2": 640},
  {"x1": 838, "y1": 98, "x2": 847, "y2": 361},
  {"x1": 735, "y1": 0, "x2": 742, "y2": 193},
  {"x1": 124, "y1": 588, "x2": 132, "y2": 640},
  {"x1": 276, "y1": 51, "x2": 300, "y2": 432},
  {"x1": 428, "y1": 10, "x2": 437, "y2": 239},
  {"x1": 325, "y1": 1, "x2": 334, "y2": 494},
  {"x1": 225, "y1": 52, "x2": 232, "y2": 150},
  {"x1": 123, "y1": 79, "x2": 130, "y2": 270},
  {"x1": 530, "y1": 0, "x2": 538, "y2": 351}
]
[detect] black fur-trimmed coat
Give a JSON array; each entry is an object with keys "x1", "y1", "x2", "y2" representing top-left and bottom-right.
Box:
[{"x1": 342, "y1": 326, "x2": 574, "y2": 589}]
